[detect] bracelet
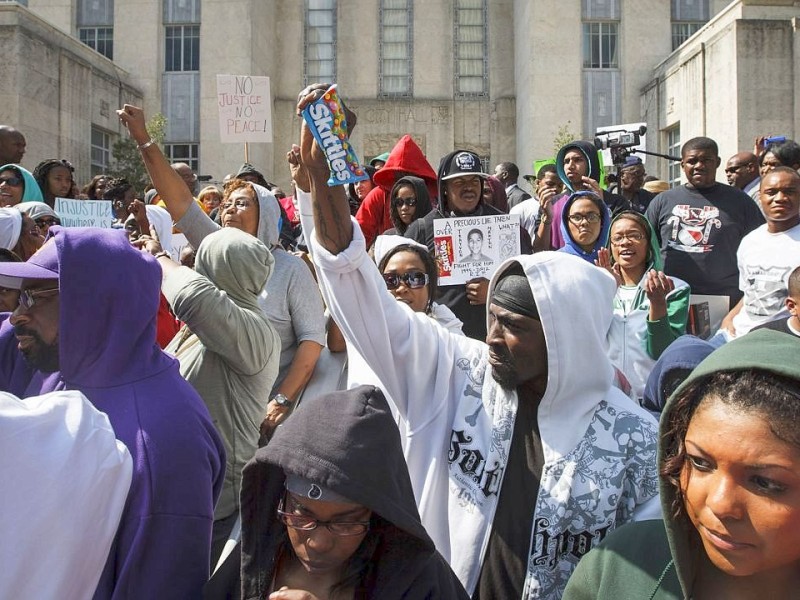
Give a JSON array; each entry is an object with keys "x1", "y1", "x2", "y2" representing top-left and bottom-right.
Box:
[
  {"x1": 138, "y1": 139, "x2": 155, "y2": 150},
  {"x1": 153, "y1": 251, "x2": 171, "y2": 260}
]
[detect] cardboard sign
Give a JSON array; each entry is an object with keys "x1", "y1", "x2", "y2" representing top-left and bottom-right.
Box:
[
  {"x1": 433, "y1": 213, "x2": 521, "y2": 285},
  {"x1": 54, "y1": 198, "x2": 113, "y2": 228},
  {"x1": 216, "y1": 74, "x2": 273, "y2": 143}
]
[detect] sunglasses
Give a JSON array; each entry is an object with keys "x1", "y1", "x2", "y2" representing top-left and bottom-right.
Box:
[
  {"x1": 0, "y1": 176, "x2": 23, "y2": 187},
  {"x1": 393, "y1": 197, "x2": 417, "y2": 208},
  {"x1": 382, "y1": 270, "x2": 429, "y2": 290},
  {"x1": 36, "y1": 218, "x2": 59, "y2": 228}
]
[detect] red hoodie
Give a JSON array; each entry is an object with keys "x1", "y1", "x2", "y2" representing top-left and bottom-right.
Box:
[{"x1": 355, "y1": 135, "x2": 437, "y2": 248}]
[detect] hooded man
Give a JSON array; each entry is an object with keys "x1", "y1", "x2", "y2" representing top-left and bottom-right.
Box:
[
  {"x1": 405, "y1": 150, "x2": 532, "y2": 340},
  {"x1": 0, "y1": 227, "x2": 226, "y2": 599},
  {"x1": 547, "y1": 141, "x2": 628, "y2": 250},
  {"x1": 355, "y1": 135, "x2": 438, "y2": 248},
  {"x1": 297, "y1": 86, "x2": 660, "y2": 599}
]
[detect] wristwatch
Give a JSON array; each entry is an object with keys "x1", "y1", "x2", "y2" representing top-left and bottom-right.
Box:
[{"x1": 272, "y1": 393, "x2": 293, "y2": 408}]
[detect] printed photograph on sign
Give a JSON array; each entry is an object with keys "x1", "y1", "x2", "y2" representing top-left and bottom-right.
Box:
[{"x1": 433, "y1": 213, "x2": 520, "y2": 285}]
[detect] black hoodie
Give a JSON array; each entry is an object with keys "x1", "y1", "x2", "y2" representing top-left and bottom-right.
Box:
[{"x1": 206, "y1": 385, "x2": 468, "y2": 600}]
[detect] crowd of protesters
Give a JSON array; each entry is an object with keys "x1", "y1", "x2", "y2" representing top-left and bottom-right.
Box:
[{"x1": 0, "y1": 80, "x2": 799, "y2": 600}]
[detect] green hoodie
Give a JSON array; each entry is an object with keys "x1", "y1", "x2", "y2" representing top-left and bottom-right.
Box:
[{"x1": 563, "y1": 329, "x2": 800, "y2": 599}]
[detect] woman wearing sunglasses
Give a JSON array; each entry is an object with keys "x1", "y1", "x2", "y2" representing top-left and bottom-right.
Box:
[
  {"x1": 383, "y1": 175, "x2": 432, "y2": 237},
  {"x1": 0, "y1": 164, "x2": 43, "y2": 207},
  {"x1": 206, "y1": 386, "x2": 468, "y2": 600}
]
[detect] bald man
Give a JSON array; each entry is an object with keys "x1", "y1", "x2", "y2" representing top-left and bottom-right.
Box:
[
  {"x1": 0, "y1": 126, "x2": 26, "y2": 165},
  {"x1": 725, "y1": 151, "x2": 760, "y2": 201}
]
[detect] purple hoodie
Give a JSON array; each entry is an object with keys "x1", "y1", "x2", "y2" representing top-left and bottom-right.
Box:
[{"x1": 0, "y1": 227, "x2": 226, "y2": 599}]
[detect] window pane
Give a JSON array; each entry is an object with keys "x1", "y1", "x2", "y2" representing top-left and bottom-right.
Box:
[
  {"x1": 380, "y1": 0, "x2": 412, "y2": 95},
  {"x1": 305, "y1": 1, "x2": 337, "y2": 86}
]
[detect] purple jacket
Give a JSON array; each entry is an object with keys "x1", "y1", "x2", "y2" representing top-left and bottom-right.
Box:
[{"x1": 0, "y1": 227, "x2": 226, "y2": 599}]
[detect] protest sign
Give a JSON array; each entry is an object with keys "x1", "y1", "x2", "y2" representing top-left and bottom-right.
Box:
[
  {"x1": 216, "y1": 74, "x2": 272, "y2": 143},
  {"x1": 54, "y1": 198, "x2": 113, "y2": 228},
  {"x1": 433, "y1": 213, "x2": 521, "y2": 285}
]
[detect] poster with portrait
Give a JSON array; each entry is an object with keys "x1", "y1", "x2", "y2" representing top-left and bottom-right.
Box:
[{"x1": 433, "y1": 213, "x2": 521, "y2": 285}]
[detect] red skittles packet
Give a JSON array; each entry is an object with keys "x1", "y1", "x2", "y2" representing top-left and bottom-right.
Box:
[{"x1": 301, "y1": 85, "x2": 369, "y2": 187}]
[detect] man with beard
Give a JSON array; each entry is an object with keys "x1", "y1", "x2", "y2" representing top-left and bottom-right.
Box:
[
  {"x1": 0, "y1": 228, "x2": 226, "y2": 599},
  {"x1": 296, "y1": 85, "x2": 660, "y2": 600}
]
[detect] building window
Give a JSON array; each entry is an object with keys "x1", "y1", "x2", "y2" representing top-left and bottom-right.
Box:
[
  {"x1": 79, "y1": 27, "x2": 114, "y2": 60},
  {"x1": 165, "y1": 143, "x2": 199, "y2": 173},
  {"x1": 304, "y1": 0, "x2": 336, "y2": 86},
  {"x1": 666, "y1": 125, "x2": 681, "y2": 187},
  {"x1": 91, "y1": 127, "x2": 111, "y2": 176},
  {"x1": 583, "y1": 22, "x2": 619, "y2": 69},
  {"x1": 454, "y1": 0, "x2": 487, "y2": 96},
  {"x1": 165, "y1": 25, "x2": 199, "y2": 72},
  {"x1": 379, "y1": 0, "x2": 413, "y2": 97},
  {"x1": 671, "y1": 0, "x2": 709, "y2": 50}
]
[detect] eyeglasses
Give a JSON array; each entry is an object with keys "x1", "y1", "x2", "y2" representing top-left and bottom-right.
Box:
[
  {"x1": 277, "y1": 497, "x2": 370, "y2": 536},
  {"x1": 568, "y1": 213, "x2": 602, "y2": 224},
  {"x1": 0, "y1": 176, "x2": 23, "y2": 187},
  {"x1": 221, "y1": 199, "x2": 253, "y2": 211},
  {"x1": 18, "y1": 287, "x2": 59, "y2": 310},
  {"x1": 36, "y1": 218, "x2": 59, "y2": 228},
  {"x1": 393, "y1": 197, "x2": 417, "y2": 208},
  {"x1": 724, "y1": 163, "x2": 753, "y2": 174},
  {"x1": 382, "y1": 270, "x2": 429, "y2": 290},
  {"x1": 610, "y1": 231, "x2": 645, "y2": 245}
]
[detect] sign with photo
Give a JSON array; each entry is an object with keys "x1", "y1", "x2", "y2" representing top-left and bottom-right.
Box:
[
  {"x1": 54, "y1": 198, "x2": 113, "y2": 228},
  {"x1": 433, "y1": 213, "x2": 521, "y2": 285}
]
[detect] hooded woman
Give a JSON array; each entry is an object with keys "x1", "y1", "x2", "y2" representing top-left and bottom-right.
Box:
[
  {"x1": 17, "y1": 201, "x2": 61, "y2": 237},
  {"x1": 383, "y1": 175, "x2": 432, "y2": 237},
  {"x1": 206, "y1": 385, "x2": 469, "y2": 600},
  {"x1": 557, "y1": 190, "x2": 611, "y2": 263},
  {"x1": 564, "y1": 329, "x2": 800, "y2": 600},
  {"x1": 604, "y1": 210, "x2": 691, "y2": 401},
  {"x1": 0, "y1": 206, "x2": 44, "y2": 260},
  {"x1": 0, "y1": 164, "x2": 44, "y2": 207}
]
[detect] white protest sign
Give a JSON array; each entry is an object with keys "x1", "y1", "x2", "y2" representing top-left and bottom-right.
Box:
[
  {"x1": 596, "y1": 121, "x2": 647, "y2": 166},
  {"x1": 433, "y1": 213, "x2": 521, "y2": 285},
  {"x1": 170, "y1": 233, "x2": 189, "y2": 262},
  {"x1": 217, "y1": 74, "x2": 272, "y2": 143},
  {"x1": 54, "y1": 198, "x2": 113, "y2": 228}
]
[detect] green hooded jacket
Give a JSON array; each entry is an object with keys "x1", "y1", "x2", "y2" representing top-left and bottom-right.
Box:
[{"x1": 563, "y1": 329, "x2": 800, "y2": 599}]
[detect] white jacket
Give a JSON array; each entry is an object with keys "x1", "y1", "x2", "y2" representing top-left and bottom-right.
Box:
[{"x1": 312, "y1": 221, "x2": 661, "y2": 599}]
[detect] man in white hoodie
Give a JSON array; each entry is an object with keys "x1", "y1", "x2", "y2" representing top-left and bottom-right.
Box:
[{"x1": 296, "y1": 85, "x2": 660, "y2": 600}]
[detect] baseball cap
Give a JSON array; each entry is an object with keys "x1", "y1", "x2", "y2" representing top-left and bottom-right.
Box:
[
  {"x1": 440, "y1": 151, "x2": 489, "y2": 181},
  {"x1": 0, "y1": 238, "x2": 59, "y2": 289}
]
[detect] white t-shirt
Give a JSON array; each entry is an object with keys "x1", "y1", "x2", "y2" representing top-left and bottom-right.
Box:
[
  {"x1": 509, "y1": 196, "x2": 541, "y2": 240},
  {"x1": 732, "y1": 222, "x2": 800, "y2": 337}
]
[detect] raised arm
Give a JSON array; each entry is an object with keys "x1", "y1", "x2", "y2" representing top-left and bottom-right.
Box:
[
  {"x1": 117, "y1": 104, "x2": 194, "y2": 222},
  {"x1": 296, "y1": 86, "x2": 354, "y2": 254}
]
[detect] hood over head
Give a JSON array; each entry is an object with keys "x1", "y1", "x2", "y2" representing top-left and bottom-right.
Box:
[
  {"x1": 124, "y1": 205, "x2": 175, "y2": 260},
  {"x1": 559, "y1": 190, "x2": 611, "y2": 263},
  {"x1": 21, "y1": 227, "x2": 175, "y2": 388},
  {"x1": 239, "y1": 385, "x2": 436, "y2": 597},
  {"x1": 194, "y1": 227, "x2": 273, "y2": 314},
  {"x1": 0, "y1": 207, "x2": 22, "y2": 250},
  {"x1": 389, "y1": 175, "x2": 433, "y2": 232},
  {"x1": 607, "y1": 210, "x2": 663, "y2": 271},
  {"x1": 244, "y1": 182, "x2": 281, "y2": 249},
  {"x1": 487, "y1": 251, "x2": 619, "y2": 457},
  {"x1": 555, "y1": 140, "x2": 602, "y2": 193},
  {"x1": 17, "y1": 201, "x2": 60, "y2": 223},
  {"x1": 0, "y1": 164, "x2": 44, "y2": 204},
  {"x1": 641, "y1": 335, "x2": 714, "y2": 415},
  {"x1": 659, "y1": 329, "x2": 800, "y2": 596},
  {"x1": 372, "y1": 135, "x2": 437, "y2": 194}
]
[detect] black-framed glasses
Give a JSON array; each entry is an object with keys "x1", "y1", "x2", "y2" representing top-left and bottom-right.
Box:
[
  {"x1": 18, "y1": 287, "x2": 59, "y2": 310},
  {"x1": 277, "y1": 496, "x2": 370, "y2": 536},
  {"x1": 0, "y1": 176, "x2": 23, "y2": 187},
  {"x1": 610, "y1": 232, "x2": 645, "y2": 245},
  {"x1": 393, "y1": 197, "x2": 417, "y2": 208},
  {"x1": 382, "y1": 271, "x2": 429, "y2": 290},
  {"x1": 568, "y1": 213, "x2": 601, "y2": 224}
]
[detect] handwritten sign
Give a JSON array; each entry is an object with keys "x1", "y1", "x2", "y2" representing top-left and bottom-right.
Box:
[
  {"x1": 54, "y1": 198, "x2": 113, "y2": 228},
  {"x1": 433, "y1": 213, "x2": 521, "y2": 285},
  {"x1": 216, "y1": 74, "x2": 272, "y2": 143}
]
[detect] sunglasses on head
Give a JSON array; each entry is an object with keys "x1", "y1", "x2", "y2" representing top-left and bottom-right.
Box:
[
  {"x1": 393, "y1": 197, "x2": 417, "y2": 208},
  {"x1": 0, "y1": 176, "x2": 23, "y2": 187},
  {"x1": 382, "y1": 270, "x2": 429, "y2": 290}
]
